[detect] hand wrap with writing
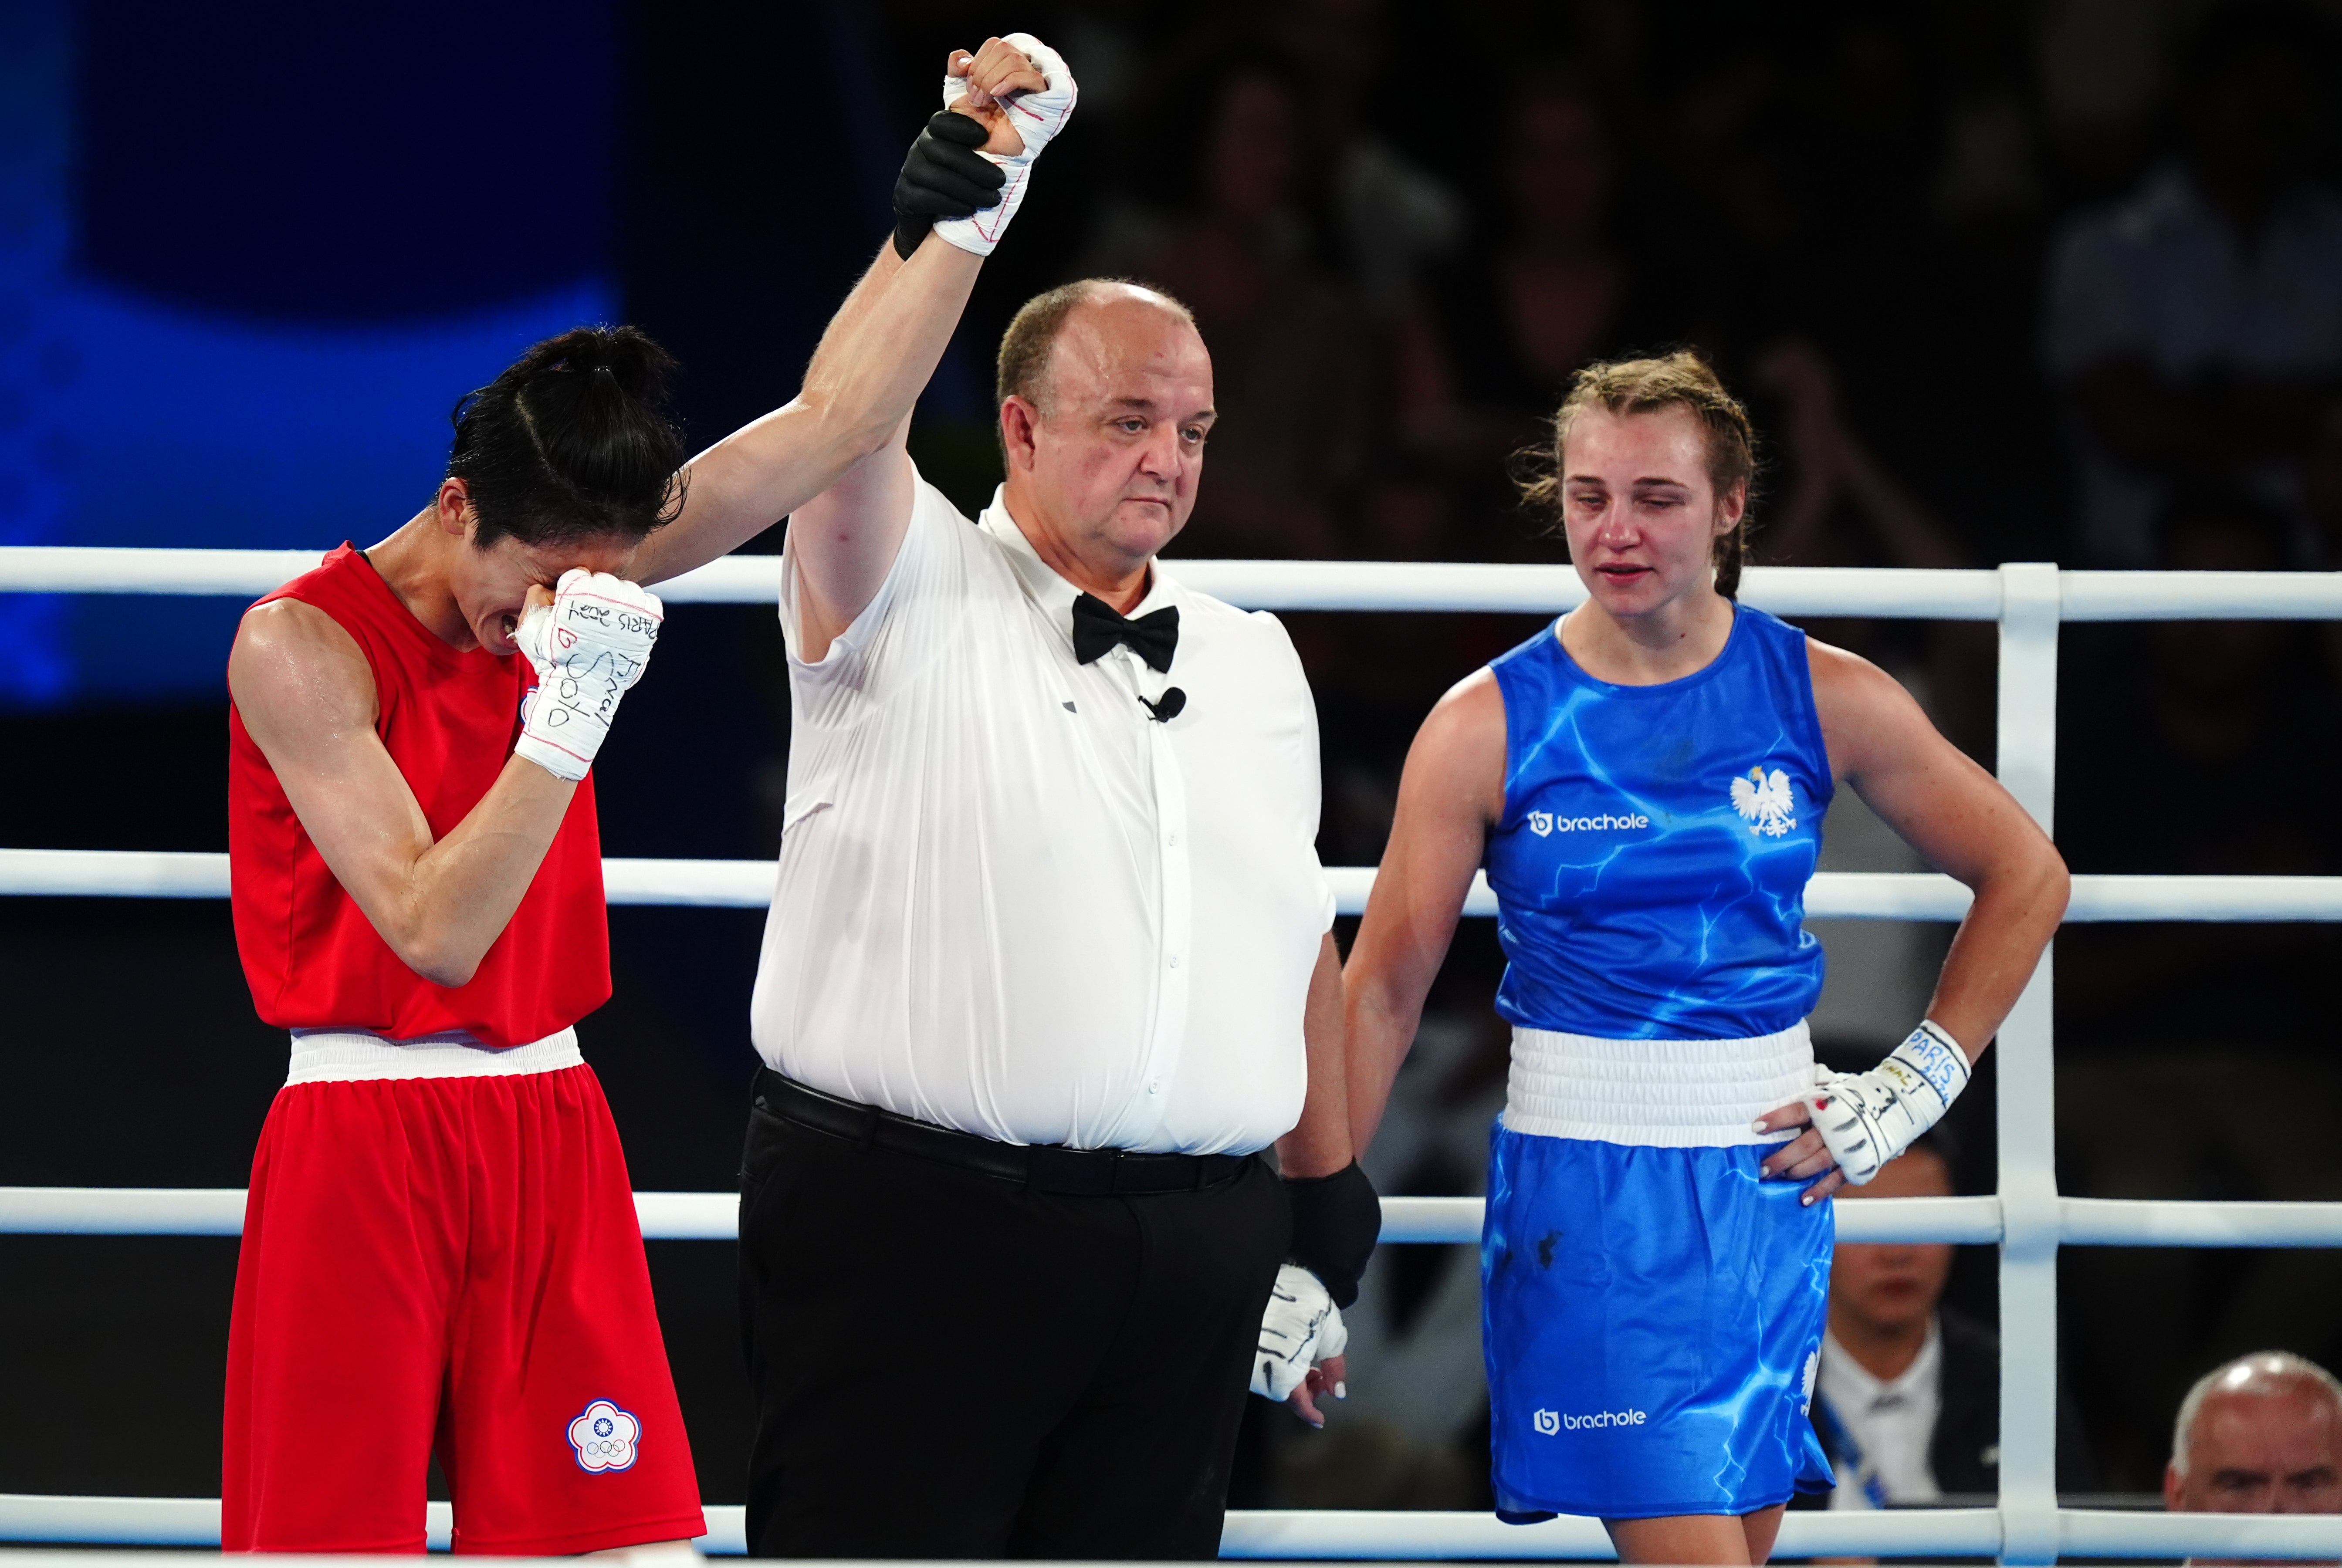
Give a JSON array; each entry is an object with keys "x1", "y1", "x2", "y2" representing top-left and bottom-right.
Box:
[
  {"x1": 1800, "y1": 1020, "x2": 1971, "y2": 1186},
  {"x1": 930, "y1": 32, "x2": 1077, "y2": 258},
  {"x1": 513, "y1": 569, "x2": 663, "y2": 783}
]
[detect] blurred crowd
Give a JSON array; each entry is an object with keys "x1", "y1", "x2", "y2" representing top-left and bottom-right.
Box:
[{"x1": 870, "y1": 0, "x2": 2342, "y2": 1511}]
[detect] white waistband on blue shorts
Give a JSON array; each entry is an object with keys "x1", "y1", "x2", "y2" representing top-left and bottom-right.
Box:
[
  {"x1": 1501, "y1": 1021, "x2": 1821, "y2": 1148},
  {"x1": 286, "y1": 1026, "x2": 583, "y2": 1086}
]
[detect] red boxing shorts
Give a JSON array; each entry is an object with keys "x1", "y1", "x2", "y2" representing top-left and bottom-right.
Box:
[{"x1": 223, "y1": 1060, "x2": 704, "y2": 1554}]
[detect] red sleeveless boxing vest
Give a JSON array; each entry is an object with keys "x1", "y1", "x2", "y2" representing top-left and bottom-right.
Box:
[{"x1": 228, "y1": 544, "x2": 610, "y2": 1048}]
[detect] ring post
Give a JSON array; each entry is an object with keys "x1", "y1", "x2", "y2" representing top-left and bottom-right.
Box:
[{"x1": 1994, "y1": 564, "x2": 2061, "y2": 1565}]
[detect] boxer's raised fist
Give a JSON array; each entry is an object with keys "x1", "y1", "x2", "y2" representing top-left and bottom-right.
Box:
[
  {"x1": 928, "y1": 32, "x2": 1077, "y2": 258},
  {"x1": 944, "y1": 37, "x2": 1054, "y2": 155}
]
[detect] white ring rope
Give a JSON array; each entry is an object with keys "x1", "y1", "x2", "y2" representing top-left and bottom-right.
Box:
[
  {"x1": 7, "y1": 849, "x2": 2342, "y2": 923},
  {"x1": 9, "y1": 553, "x2": 2342, "y2": 1558},
  {"x1": 4, "y1": 1497, "x2": 2342, "y2": 1559},
  {"x1": 7, "y1": 544, "x2": 2342, "y2": 619},
  {"x1": 7, "y1": 1188, "x2": 2338, "y2": 1248}
]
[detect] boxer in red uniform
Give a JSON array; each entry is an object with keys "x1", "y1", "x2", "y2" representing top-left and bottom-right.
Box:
[{"x1": 220, "y1": 37, "x2": 1064, "y2": 1552}]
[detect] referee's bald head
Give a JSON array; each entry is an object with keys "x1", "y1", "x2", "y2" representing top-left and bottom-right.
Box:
[{"x1": 996, "y1": 279, "x2": 1199, "y2": 419}]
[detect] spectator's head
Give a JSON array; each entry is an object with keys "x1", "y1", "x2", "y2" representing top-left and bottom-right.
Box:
[
  {"x1": 1505, "y1": 71, "x2": 1615, "y2": 249},
  {"x1": 2158, "y1": 488, "x2": 2294, "y2": 576},
  {"x1": 2151, "y1": 490, "x2": 2293, "y2": 704},
  {"x1": 1828, "y1": 1129, "x2": 1957, "y2": 1342},
  {"x1": 995, "y1": 279, "x2": 1214, "y2": 574},
  {"x1": 1523, "y1": 350, "x2": 1757, "y2": 603},
  {"x1": 1271, "y1": 0, "x2": 1386, "y2": 146},
  {"x1": 1359, "y1": 458, "x2": 1459, "y2": 562},
  {"x1": 2165, "y1": 1352, "x2": 2342, "y2": 1520},
  {"x1": 2175, "y1": 1, "x2": 2335, "y2": 221},
  {"x1": 1185, "y1": 54, "x2": 1310, "y2": 231},
  {"x1": 1669, "y1": 51, "x2": 1799, "y2": 254}
]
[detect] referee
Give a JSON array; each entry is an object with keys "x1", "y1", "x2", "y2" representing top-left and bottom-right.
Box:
[{"x1": 737, "y1": 255, "x2": 1373, "y2": 1555}]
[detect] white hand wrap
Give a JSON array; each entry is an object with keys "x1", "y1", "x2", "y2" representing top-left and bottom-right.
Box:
[
  {"x1": 931, "y1": 32, "x2": 1077, "y2": 257},
  {"x1": 1251, "y1": 1263, "x2": 1348, "y2": 1403},
  {"x1": 512, "y1": 569, "x2": 663, "y2": 783},
  {"x1": 1801, "y1": 1020, "x2": 1971, "y2": 1186}
]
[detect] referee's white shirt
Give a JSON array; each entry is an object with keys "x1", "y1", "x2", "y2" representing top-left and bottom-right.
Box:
[{"x1": 751, "y1": 468, "x2": 1334, "y2": 1156}]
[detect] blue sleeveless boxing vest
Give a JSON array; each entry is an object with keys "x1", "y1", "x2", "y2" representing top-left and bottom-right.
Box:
[
  {"x1": 1479, "y1": 605, "x2": 1841, "y2": 1521},
  {"x1": 1485, "y1": 605, "x2": 1833, "y2": 1041}
]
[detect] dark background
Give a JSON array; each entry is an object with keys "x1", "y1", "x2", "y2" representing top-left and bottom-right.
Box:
[{"x1": 4, "y1": 0, "x2": 2342, "y2": 1519}]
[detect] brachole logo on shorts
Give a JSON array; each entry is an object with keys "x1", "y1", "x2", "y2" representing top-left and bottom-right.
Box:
[
  {"x1": 567, "y1": 1399, "x2": 641, "y2": 1473},
  {"x1": 1533, "y1": 1406, "x2": 1647, "y2": 1434},
  {"x1": 1527, "y1": 806, "x2": 1652, "y2": 838}
]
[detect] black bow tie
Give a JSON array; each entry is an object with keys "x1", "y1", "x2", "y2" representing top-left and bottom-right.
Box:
[{"x1": 1072, "y1": 592, "x2": 1179, "y2": 673}]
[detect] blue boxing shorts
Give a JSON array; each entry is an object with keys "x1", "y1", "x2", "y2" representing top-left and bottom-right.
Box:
[{"x1": 1483, "y1": 1026, "x2": 1836, "y2": 1521}]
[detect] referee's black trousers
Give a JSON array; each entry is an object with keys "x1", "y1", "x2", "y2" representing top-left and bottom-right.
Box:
[{"x1": 738, "y1": 1087, "x2": 1289, "y2": 1559}]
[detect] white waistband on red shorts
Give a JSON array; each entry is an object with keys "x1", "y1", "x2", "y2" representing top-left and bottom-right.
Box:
[
  {"x1": 1500, "y1": 1021, "x2": 1821, "y2": 1148},
  {"x1": 285, "y1": 1026, "x2": 583, "y2": 1085}
]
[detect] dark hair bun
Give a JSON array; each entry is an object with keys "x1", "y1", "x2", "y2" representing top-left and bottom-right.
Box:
[{"x1": 447, "y1": 325, "x2": 688, "y2": 551}]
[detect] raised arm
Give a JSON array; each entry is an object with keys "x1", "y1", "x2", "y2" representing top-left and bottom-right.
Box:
[
  {"x1": 626, "y1": 37, "x2": 1071, "y2": 594},
  {"x1": 231, "y1": 597, "x2": 576, "y2": 989},
  {"x1": 1344, "y1": 671, "x2": 1508, "y2": 1153},
  {"x1": 627, "y1": 234, "x2": 975, "y2": 592}
]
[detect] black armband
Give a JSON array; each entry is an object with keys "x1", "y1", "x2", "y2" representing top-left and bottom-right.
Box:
[
  {"x1": 891, "y1": 111, "x2": 1004, "y2": 260},
  {"x1": 1283, "y1": 1160, "x2": 1381, "y2": 1309}
]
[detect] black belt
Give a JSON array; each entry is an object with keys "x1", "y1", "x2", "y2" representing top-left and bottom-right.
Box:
[{"x1": 752, "y1": 1068, "x2": 1249, "y2": 1196}]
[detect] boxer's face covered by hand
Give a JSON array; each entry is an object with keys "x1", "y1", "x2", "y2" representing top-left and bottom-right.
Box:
[
  {"x1": 465, "y1": 535, "x2": 639, "y2": 658},
  {"x1": 435, "y1": 483, "x2": 639, "y2": 656},
  {"x1": 1004, "y1": 291, "x2": 1214, "y2": 576}
]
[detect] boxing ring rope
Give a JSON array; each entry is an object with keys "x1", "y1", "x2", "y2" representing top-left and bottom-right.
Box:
[
  {"x1": 6, "y1": 551, "x2": 2342, "y2": 1561},
  {"x1": 13, "y1": 1186, "x2": 2342, "y2": 1249},
  {"x1": 8, "y1": 1498, "x2": 2342, "y2": 1562},
  {"x1": 12, "y1": 846, "x2": 2342, "y2": 920}
]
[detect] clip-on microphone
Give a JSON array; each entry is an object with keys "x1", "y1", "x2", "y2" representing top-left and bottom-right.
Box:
[{"x1": 1140, "y1": 687, "x2": 1187, "y2": 723}]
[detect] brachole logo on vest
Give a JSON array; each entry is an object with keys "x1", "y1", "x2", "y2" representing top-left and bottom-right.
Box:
[{"x1": 1528, "y1": 808, "x2": 1654, "y2": 837}]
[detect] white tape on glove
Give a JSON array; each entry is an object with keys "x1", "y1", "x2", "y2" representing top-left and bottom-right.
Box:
[
  {"x1": 1801, "y1": 1020, "x2": 1971, "y2": 1186},
  {"x1": 931, "y1": 32, "x2": 1077, "y2": 257},
  {"x1": 512, "y1": 569, "x2": 663, "y2": 783},
  {"x1": 1251, "y1": 1263, "x2": 1348, "y2": 1403}
]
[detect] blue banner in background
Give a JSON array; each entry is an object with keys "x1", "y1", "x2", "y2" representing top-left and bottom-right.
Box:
[
  {"x1": 0, "y1": 0, "x2": 76, "y2": 704},
  {"x1": 3, "y1": 0, "x2": 619, "y2": 707},
  {"x1": 34, "y1": 277, "x2": 619, "y2": 702}
]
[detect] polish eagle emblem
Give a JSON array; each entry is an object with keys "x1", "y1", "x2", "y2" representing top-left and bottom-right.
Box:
[{"x1": 1729, "y1": 766, "x2": 1797, "y2": 838}]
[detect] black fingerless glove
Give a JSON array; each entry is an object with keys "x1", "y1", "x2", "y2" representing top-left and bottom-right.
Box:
[
  {"x1": 892, "y1": 111, "x2": 1005, "y2": 260},
  {"x1": 1283, "y1": 1161, "x2": 1381, "y2": 1309}
]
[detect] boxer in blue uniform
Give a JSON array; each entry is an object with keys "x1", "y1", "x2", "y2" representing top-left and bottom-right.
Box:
[{"x1": 1344, "y1": 353, "x2": 2068, "y2": 1565}]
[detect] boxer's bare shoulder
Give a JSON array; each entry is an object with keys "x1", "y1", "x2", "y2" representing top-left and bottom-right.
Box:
[{"x1": 229, "y1": 597, "x2": 377, "y2": 758}]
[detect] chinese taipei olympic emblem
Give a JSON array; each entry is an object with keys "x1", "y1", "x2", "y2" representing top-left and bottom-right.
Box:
[{"x1": 568, "y1": 1399, "x2": 642, "y2": 1473}]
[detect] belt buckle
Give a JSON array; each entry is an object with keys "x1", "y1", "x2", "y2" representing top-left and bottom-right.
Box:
[
  {"x1": 1025, "y1": 1142, "x2": 1075, "y2": 1194},
  {"x1": 1028, "y1": 1143, "x2": 1130, "y2": 1196}
]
